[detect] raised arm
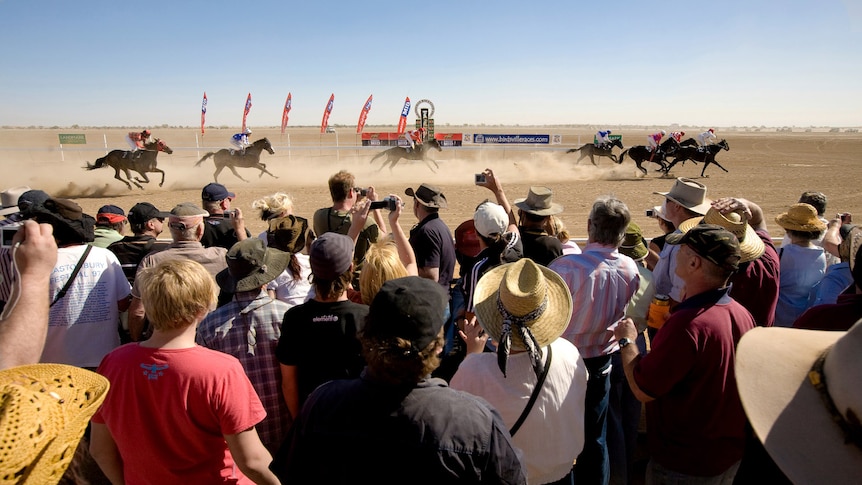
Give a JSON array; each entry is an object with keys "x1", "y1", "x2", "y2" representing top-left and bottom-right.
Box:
[
  {"x1": 387, "y1": 194, "x2": 418, "y2": 275},
  {"x1": 478, "y1": 168, "x2": 518, "y2": 232}
]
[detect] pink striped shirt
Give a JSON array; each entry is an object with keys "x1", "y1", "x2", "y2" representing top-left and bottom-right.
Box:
[{"x1": 549, "y1": 243, "x2": 640, "y2": 358}]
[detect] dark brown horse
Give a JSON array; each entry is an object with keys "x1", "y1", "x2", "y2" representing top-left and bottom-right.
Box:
[
  {"x1": 84, "y1": 139, "x2": 172, "y2": 190},
  {"x1": 616, "y1": 138, "x2": 679, "y2": 175},
  {"x1": 566, "y1": 138, "x2": 624, "y2": 165},
  {"x1": 662, "y1": 139, "x2": 730, "y2": 177},
  {"x1": 194, "y1": 138, "x2": 276, "y2": 183},
  {"x1": 369, "y1": 138, "x2": 442, "y2": 173}
]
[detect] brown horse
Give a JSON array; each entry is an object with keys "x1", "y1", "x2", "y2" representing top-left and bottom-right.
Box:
[
  {"x1": 566, "y1": 138, "x2": 624, "y2": 165},
  {"x1": 369, "y1": 138, "x2": 442, "y2": 173},
  {"x1": 84, "y1": 139, "x2": 172, "y2": 190},
  {"x1": 194, "y1": 138, "x2": 276, "y2": 183}
]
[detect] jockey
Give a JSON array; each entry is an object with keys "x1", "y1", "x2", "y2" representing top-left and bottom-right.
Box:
[
  {"x1": 648, "y1": 130, "x2": 666, "y2": 163},
  {"x1": 231, "y1": 128, "x2": 252, "y2": 154},
  {"x1": 669, "y1": 130, "x2": 685, "y2": 143},
  {"x1": 126, "y1": 129, "x2": 152, "y2": 152},
  {"x1": 405, "y1": 128, "x2": 425, "y2": 151},
  {"x1": 595, "y1": 129, "x2": 612, "y2": 149},
  {"x1": 697, "y1": 128, "x2": 717, "y2": 150}
]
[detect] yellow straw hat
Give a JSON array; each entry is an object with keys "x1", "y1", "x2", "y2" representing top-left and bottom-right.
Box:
[
  {"x1": 678, "y1": 207, "x2": 765, "y2": 263},
  {"x1": 0, "y1": 364, "x2": 109, "y2": 485},
  {"x1": 775, "y1": 203, "x2": 827, "y2": 232}
]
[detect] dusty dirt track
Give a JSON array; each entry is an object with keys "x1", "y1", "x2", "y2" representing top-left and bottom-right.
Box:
[{"x1": 1, "y1": 127, "x2": 860, "y2": 240}]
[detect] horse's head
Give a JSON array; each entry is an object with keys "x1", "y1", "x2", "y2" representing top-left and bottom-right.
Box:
[
  {"x1": 427, "y1": 138, "x2": 443, "y2": 151},
  {"x1": 611, "y1": 138, "x2": 624, "y2": 149},
  {"x1": 256, "y1": 137, "x2": 275, "y2": 154},
  {"x1": 154, "y1": 139, "x2": 173, "y2": 154},
  {"x1": 719, "y1": 139, "x2": 729, "y2": 151}
]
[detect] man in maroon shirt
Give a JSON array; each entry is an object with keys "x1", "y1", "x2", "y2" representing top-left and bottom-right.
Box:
[{"x1": 615, "y1": 225, "x2": 756, "y2": 482}]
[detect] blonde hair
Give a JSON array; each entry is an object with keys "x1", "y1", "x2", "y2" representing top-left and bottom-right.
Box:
[
  {"x1": 137, "y1": 259, "x2": 218, "y2": 331},
  {"x1": 359, "y1": 240, "x2": 409, "y2": 305},
  {"x1": 549, "y1": 215, "x2": 571, "y2": 244},
  {"x1": 252, "y1": 192, "x2": 294, "y2": 221}
]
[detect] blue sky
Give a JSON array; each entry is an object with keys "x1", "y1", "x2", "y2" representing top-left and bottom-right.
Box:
[{"x1": 1, "y1": 0, "x2": 860, "y2": 128}]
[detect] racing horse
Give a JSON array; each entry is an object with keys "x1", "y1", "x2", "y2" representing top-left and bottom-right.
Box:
[
  {"x1": 662, "y1": 139, "x2": 730, "y2": 177},
  {"x1": 566, "y1": 138, "x2": 624, "y2": 165},
  {"x1": 194, "y1": 138, "x2": 276, "y2": 183},
  {"x1": 369, "y1": 138, "x2": 443, "y2": 173},
  {"x1": 84, "y1": 139, "x2": 173, "y2": 190},
  {"x1": 616, "y1": 137, "x2": 679, "y2": 175}
]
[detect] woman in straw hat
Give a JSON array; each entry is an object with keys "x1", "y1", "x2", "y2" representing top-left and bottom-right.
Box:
[
  {"x1": 774, "y1": 203, "x2": 828, "y2": 327},
  {"x1": 450, "y1": 258, "x2": 587, "y2": 485}
]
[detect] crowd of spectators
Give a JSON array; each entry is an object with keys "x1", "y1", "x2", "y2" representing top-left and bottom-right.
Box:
[{"x1": 1, "y1": 176, "x2": 860, "y2": 485}]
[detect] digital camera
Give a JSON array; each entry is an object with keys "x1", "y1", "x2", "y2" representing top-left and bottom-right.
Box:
[
  {"x1": 645, "y1": 209, "x2": 655, "y2": 218},
  {"x1": 474, "y1": 173, "x2": 487, "y2": 184},
  {"x1": 369, "y1": 197, "x2": 400, "y2": 211},
  {"x1": 354, "y1": 187, "x2": 369, "y2": 197},
  {"x1": 0, "y1": 223, "x2": 22, "y2": 248}
]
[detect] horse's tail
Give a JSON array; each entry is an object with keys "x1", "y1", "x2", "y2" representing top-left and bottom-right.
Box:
[
  {"x1": 195, "y1": 152, "x2": 215, "y2": 167},
  {"x1": 369, "y1": 150, "x2": 386, "y2": 165},
  {"x1": 565, "y1": 146, "x2": 581, "y2": 153},
  {"x1": 85, "y1": 155, "x2": 108, "y2": 170},
  {"x1": 617, "y1": 149, "x2": 629, "y2": 165}
]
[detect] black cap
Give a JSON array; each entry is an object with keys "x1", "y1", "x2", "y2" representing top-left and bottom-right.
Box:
[
  {"x1": 128, "y1": 202, "x2": 171, "y2": 225},
  {"x1": 364, "y1": 277, "x2": 448, "y2": 351},
  {"x1": 666, "y1": 223, "x2": 741, "y2": 271}
]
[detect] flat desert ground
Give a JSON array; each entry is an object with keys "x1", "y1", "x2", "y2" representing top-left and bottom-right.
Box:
[{"x1": 1, "y1": 127, "x2": 860, "y2": 241}]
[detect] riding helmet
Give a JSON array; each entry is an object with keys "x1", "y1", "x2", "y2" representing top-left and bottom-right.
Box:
[
  {"x1": 660, "y1": 130, "x2": 666, "y2": 135},
  {"x1": 244, "y1": 128, "x2": 252, "y2": 135},
  {"x1": 143, "y1": 129, "x2": 151, "y2": 136},
  {"x1": 709, "y1": 128, "x2": 714, "y2": 133},
  {"x1": 607, "y1": 130, "x2": 612, "y2": 134}
]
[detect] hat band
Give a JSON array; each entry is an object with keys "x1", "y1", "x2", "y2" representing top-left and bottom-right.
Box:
[
  {"x1": 809, "y1": 348, "x2": 862, "y2": 449},
  {"x1": 495, "y1": 294, "x2": 548, "y2": 379}
]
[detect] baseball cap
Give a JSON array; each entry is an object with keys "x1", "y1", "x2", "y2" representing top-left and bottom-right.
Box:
[
  {"x1": 309, "y1": 232, "x2": 354, "y2": 280},
  {"x1": 363, "y1": 276, "x2": 448, "y2": 351},
  {"x1": 127, "y1": 202, "x2": 171, "y2": 225},
  {"x1": 666, "y1": 223, "x2": 741, "y2": 271},
  {"x1": 201, "y1": 183, "x2": 236, "y2": 202},
  {"x1": 473, "y1": 201, "x2": 508, "y2": 238},
  {"x1": 96, "y1": 205, "x2": 126, "y2": 224}
]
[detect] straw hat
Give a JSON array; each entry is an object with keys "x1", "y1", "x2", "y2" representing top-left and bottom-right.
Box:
[
  {"x1": 653, "y1": 177, "x2": 711, "y2": 215},
  {"x1": 775, "y1": 203, "x2": 827, "y2": 232},
  {"x1": 0, "y1": 364, "x2": 109, "y2": 484},
  {"x1": 839, "y1": 226, "x2": 862, "y2": 269},
  {"x1": 474, "y1": 258, "x2": 573, "y2": 352},
  {"x1": 735, "y1": 320, "x2": 862, "y2": 483},
  {"x1": 678, "y1": 207, "x2": 765, "y2": 263}
]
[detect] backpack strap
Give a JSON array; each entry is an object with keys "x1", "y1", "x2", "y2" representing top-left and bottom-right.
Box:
[{"x1": 51, "y1": 245, "x2": 93, "y2": 307}]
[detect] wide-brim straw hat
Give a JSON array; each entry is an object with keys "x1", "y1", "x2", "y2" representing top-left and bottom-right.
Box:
[
  {"x1": 736, "y1": 320, "x2": 862, "y2": 484},
  {"x1": 653, "y1": 177, "x2": 712, "y2": 215},
  {"x1": 678, "y1": 207, "x2": 765, "y2": 263},
  {"x1": 513, "y1": 186, "x2": 563, "y2": 216},
  {"x1": 775, "y1": 203, "x2": 827, "y2": 232},
  {"x1": 0, "y1": 364, "x2": 109, "y2": 484},
  {"x1": 473, "y1": 258, "x2": 573, "y2": 350},
  {"x1": 839, "y1": 225, "x2": 862, "y2": 269}
]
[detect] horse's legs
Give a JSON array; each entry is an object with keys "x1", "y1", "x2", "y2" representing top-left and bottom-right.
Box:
[
  {"x1": 576, "y1": 150, "x2": 588, "y2": 165},
  {"x1": 254, "y1": 163, "x2": 278, "y2": 179},
  {"x1": 227, "y1": 166, "x2": 250, "y2": 183},
  {"x1": 213, "y1": 166, "x2": 225, "y2": 183},
  {"x1": 133, "y1": 172, "x2": 151, "y2": 184},
  {"x1": 113, "y1": 168, "x2": 134, "y2": 190},
  {"x1": 635, "y1": 160, "x2": 647, "y2": 176},
  {"x1": 155, "y1": 168, "x2": 165, "y2": 187}
]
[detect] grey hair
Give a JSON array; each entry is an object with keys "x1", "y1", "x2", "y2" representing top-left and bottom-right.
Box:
[{"x1": 588, "y1": 196, "x2": 631, "y2": 246}]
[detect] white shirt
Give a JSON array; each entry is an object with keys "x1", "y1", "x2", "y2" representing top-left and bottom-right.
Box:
[{"x1": 450, "y1": 339, "x2": 587, "y2": 485}]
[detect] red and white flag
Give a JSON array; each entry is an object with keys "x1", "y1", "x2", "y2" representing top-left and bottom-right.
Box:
[
  {"x1": 320, "y1": 93, "x2": 334, "y2": 134},
  {"x1": 281, "y1": 93, "x2": 292, "y2": 135},
  {"x1": 396, "y1": 97, "x2": 411, "y2": 134},
  {"x1": 356, "y1": 94, "x2": 373, "y2": 134},
  {"x1": 200, "y1": 92, "x2": 207, "y2": 135},
  {"x1": 241, "y1": 93, "x2": 252, "y2": 132}
]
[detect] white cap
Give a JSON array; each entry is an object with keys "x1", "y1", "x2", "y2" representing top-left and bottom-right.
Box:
[{"x1": 473, "y1": 202, "x2": 509, "y2": 238}]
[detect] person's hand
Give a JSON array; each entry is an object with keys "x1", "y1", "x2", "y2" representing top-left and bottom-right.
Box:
[
  {"x1": 712, "y1": 197, "x2": 751, "y2": 221},
  {"x1": 387, "y1": 194, "x2": 404, "y2": 225},
  {"x1": 12, "y1": 221, "x2": 57, "y2": 280},
  {"x1": 229, "y1": 207, "x2": 246, "y2": 231},
  {"x1": 351, "y1": 199, "x2": 371, "y2": 228},
  {"x1": 612, "y1": 317, "x2": 638, "y2": 342},
  {"x1": 839, "y1": 212, "x2": 852, "y2": 224},
  {"x1": 458, "y1": 315, "x2": 488, "y2": 355},
  {"x1": 367, "y1": 186, "x2": 380, "y2": 203},
  {"x1": 478, "y1": 168, "x2": 503, "y2": 194}
]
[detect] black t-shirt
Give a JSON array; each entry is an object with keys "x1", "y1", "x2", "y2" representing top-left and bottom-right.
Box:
[
  {"x1": 276, "y1": 299, "x2": 369, "y2": 406},
  {"x1": 107, "y1": 235, "x2": 158, "y2": 284},
  {"x1": 409, "y1": 213, "x2": 456, "y2": 288},
  {"x1": 519, "y1": 227, "x2": 563, "y2": 266},
  {"x1": 201, "y1": 218, "x2": 252, "y2": 250}
]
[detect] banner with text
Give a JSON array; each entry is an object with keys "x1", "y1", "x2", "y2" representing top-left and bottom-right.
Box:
[{"x1": 466, "y1": 134, "x2": 551, "y2": 144}]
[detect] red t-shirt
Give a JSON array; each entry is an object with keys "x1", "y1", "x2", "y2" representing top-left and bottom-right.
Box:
[
  {"x1": 634, "y1": 288, "x2": 755, "y2": 476},
  {"x1": 93, "y1": 344, "x2": 266, "y2": 484}
]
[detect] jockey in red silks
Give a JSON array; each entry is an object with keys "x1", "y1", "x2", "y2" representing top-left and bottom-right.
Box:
[
  {"x1": 669, "y1": 131, "x2": 685, "y2": 143},
  {"x1": 126, "y1": 130, "x2": 152, "y2": 152},
  {"x1": 405, "y1": 128, "x2": 426, "y2": 151}
]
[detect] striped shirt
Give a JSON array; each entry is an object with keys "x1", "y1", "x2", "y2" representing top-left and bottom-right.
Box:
[
  {"x1": 196, "y1": 289, "x2": 291, "y2": 451},
  {"x1": 549, "y1": 243, "x2": 640, "y2": 359}
]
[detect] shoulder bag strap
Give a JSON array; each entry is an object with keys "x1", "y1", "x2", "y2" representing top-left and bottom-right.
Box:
[
  {"x1": 51, "y1": 245, "x2": 93, "y2": 308},
  {"x1": 509, "y1": 344, "x2": 553, "y2": 437}
]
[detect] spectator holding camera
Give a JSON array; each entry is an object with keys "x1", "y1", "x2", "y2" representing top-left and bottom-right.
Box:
[
  {"x1": 312, "y1": 170, "x2": 385, "y2": 278},
  {"x1": 200, "y1": 182, "x2": 250, "y2": 250}
]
